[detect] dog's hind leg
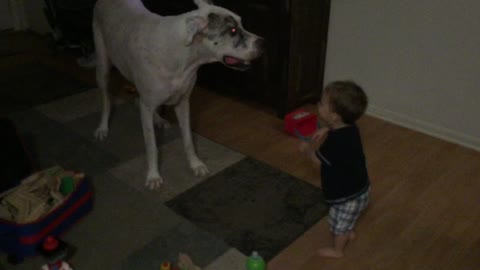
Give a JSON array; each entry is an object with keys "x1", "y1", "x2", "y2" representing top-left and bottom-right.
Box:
[
  {"x1": 174, "y1": 97, "x2": 210, "y2": 177},
  {"x1": 93, "y1": 21, "x2": 112, "y2": 140},
  {"x1": 139, "y1": 100, "x2": 164, "y2": 189}
]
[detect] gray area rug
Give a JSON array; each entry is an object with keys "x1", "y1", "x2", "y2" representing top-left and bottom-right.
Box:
[
  {"x1": 167, "y1": 158, "x2": 327, "y2": 261},
  {"x1": 1, "y1": 78, "x2": 327, "y2": 269}
]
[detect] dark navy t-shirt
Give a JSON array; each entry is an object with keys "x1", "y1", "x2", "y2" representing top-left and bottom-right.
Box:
[{"x1": 315, "y1": 124, "x2": 370, "y2": 204}]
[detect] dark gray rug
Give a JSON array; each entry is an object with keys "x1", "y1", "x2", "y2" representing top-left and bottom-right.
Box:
[{"x1": 166, "y1": 158, "x2": 328, "y2": 261}]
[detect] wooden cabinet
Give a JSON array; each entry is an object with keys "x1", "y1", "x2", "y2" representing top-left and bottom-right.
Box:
[{"x1": 143, "y1": 0, "x2": 330, "y2": 117}]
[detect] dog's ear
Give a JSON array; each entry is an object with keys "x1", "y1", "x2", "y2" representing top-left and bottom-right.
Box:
[
  {"x1": 185, "y1": 16, "x2": 208, "y2": 46},
  {"x1": 193, "y1": 0, "x2": 213, "y2": 8}
]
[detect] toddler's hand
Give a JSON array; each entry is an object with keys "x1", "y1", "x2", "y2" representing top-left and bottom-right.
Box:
[
  {"x1": 298, "y1": 141, "x2": 310, "y2": 153},
  {"x1": 312, "y1": 127, "x2": 330, "y2": 144}
]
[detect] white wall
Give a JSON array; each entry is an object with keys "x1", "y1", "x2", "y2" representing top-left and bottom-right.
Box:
[{"x1": 324, "y1": 0, "x2": 480, "y2": 151}]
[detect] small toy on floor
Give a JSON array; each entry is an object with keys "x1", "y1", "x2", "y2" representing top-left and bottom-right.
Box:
[
  {"x1": 246, "y1": 251, "x2": 266, "y2": 270},
  {"x1": 160, "y1": 261, "x2": 171, "y2": 270},
  {"x1": 160, "y1": 253, "x2": 198, "y2": 270},
  {"x1": 161, "y1": 261, "x2": 182, "y2": 270},
  {"x1": 39, "y1": 236, "x2": 73, "y2": 270}
]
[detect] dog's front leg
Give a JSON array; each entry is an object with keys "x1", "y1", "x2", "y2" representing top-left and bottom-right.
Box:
[
  {"x1": 139, "y1": 101, "x2": 163, "y2": 189},
  {"x1": 135, "y1": 99, "x2": 171, "y2": 129},
  {"x1": 174, "y1": 98, "x2": 210, "y2": 177}
]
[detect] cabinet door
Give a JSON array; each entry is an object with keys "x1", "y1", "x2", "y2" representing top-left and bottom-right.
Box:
[{"x1": 286, "y1": 0, "x2": 330, "y2": 112}]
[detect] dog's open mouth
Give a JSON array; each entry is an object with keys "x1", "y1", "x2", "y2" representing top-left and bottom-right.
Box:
[{"x1": 223, "y1": 56, "x2": 251, "y2": 71}]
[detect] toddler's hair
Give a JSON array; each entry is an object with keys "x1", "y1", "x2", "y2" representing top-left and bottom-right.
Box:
[{"x1": 323, "y1": 80, "x2": 368, "y2": 124}]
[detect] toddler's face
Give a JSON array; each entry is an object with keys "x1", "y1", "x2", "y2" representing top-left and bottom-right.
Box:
[{"x1": 317, "y1": 92, "x2": 335, "y2": 126}]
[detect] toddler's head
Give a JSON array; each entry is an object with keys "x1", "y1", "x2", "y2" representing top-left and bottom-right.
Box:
[{"x1": 318, "y1": 80, "x2": 368, "y2": 125}]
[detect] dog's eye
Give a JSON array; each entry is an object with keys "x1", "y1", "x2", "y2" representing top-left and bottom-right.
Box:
[{"x1": 230, "y1": 27, "x2": 238, "y2": 36}]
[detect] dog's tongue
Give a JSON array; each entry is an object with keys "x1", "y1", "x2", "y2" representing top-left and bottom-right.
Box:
[{"x1": 225, "y1": 56, "x2": 240, "y2": 65}]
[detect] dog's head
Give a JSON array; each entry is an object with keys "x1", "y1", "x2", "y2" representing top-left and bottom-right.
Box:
[{"x1": 185, "y1": 0, "x2": 264, "y2": 71}]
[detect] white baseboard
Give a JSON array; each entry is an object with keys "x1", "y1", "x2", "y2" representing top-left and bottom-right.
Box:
[{"x1": 367, "y1": 105, "x2": 480, "y2": 152}]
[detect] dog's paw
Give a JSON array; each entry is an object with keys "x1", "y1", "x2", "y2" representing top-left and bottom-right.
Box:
[
  {"x1": 145, "y1": 175, "x2": 164, "y2": 190},
  {"x1": 94, "y1": 127, "x2": 109, "y2": 140},
  {"x1": 191, "y1": 161, "x2": 210, "y2": 177}
]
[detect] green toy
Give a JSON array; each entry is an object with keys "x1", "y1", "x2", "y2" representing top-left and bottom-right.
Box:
[
  {"x1": 60, "y1": 176, "x2": 75, "y2": 195},
  {"x1": 246, "y1": 251, "x2": 266, "y2": 270}
]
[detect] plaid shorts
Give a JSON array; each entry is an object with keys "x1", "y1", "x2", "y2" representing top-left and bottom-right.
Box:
[{"x1": 328, "y1": 190, "x2": 370, "y2": 235}]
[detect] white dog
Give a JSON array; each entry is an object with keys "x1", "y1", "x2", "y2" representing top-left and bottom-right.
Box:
[{"x1": 92, "y1": 0, "x2": 264, "y2": 189}]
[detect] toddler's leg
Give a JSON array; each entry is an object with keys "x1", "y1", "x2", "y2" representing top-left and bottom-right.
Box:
[{"x1": 318, "y1": 190, "x2": 369, "y2": 258}]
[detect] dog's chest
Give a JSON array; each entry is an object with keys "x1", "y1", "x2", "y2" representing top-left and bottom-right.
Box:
[{"x1": 163, "y1": 76, "x2": 195, "y2": 105}]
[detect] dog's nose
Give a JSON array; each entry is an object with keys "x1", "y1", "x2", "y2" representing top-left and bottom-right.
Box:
[{"x1": 255, "y1": 37, "x2": 265, "y2": 54}]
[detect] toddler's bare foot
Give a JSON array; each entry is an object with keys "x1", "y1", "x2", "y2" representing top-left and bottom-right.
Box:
[
  {"x1": 349, "y1": 231, "x2": 356, "y2": 240},
  {"x1": 317, "y1": 247, "x2": 344, "y2": 258}
]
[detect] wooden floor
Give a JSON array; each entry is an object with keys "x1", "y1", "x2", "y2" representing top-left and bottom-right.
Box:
[{"x1": 3, "y1": 31, "x2": 480, "y2": 269}]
